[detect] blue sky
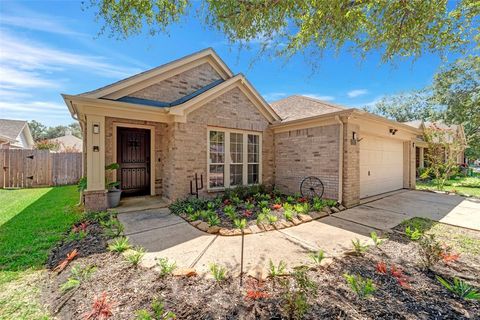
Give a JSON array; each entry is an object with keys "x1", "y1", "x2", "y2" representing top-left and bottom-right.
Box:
[{"x1": 0, "y1": 1, "x2": 455, "y2": 126}]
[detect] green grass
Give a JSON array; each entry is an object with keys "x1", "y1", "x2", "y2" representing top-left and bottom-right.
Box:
[
  {"x1": 0, "y1": 186, "x2": 81, "y2": 276},
  {"x1": 416, "y1": 176, "x2": 480, "y2": 198}
]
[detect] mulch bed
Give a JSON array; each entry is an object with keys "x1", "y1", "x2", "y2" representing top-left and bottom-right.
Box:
[{"x1": 42, "y1": 221, "x2": 480, "y2": 319}]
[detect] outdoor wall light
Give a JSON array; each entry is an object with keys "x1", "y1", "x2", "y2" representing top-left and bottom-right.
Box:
[
  {"x1": 389, "y1": 128, "x2": 398, "y2": 135},
  {"x1": 352, "y1": 132, "x2": 357, "y2": 140},
  {"x1": 93, "y1": 123, "x2": 100, "y2": 134}
]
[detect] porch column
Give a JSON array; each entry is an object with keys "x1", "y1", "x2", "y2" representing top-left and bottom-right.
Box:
[{"x1": 419, "y1": 147, "x2": 425, "y2": 169}]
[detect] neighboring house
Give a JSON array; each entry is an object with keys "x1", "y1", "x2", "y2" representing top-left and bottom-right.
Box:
[
  {"x1": 63, "y1": 48, "x2": 421, "y2": 211},
  {"x1": 0, "y1": 119, "x2": 35, "y2": 149},
  {"x1": 47, "y1": 130, "x2": 83, "y2": 152},
  {"x1": 403, "y1": 120, "x2": 467, "y2": 172}
]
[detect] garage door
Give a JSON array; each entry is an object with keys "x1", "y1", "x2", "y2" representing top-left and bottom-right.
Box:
[{"x1": 360, "y1": 135, "x2": 404, "y2": 198}]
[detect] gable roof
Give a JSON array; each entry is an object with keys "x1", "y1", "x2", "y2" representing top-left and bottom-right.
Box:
[
  {"x1": 0, "y1": 119, "x2": 28, "y2": 140},
  {"x1": 82, "y1": 48, "x2": 233, "y2": 99},
  {"x1": 270, "y1": 95, "x2": 345, "y2": 121}
]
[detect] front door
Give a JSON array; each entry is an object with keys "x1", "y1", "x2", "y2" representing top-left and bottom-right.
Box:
[{"x1": 117, "y1": 127, "x2": 150, "y2": 196}]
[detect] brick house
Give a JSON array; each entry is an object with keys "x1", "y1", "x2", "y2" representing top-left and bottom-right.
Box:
[{"x1": 63, "y1": 48, "x2": 421, "y2": 211}]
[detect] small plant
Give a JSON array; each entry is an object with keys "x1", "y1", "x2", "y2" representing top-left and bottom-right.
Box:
[
  {"x1": 84, "y1": 292, "x2": 114, "y2": 319},
  {"x1": 370, "y1": 231, "x2": 384, "y2": 247},
  {"x1": 101, "y1": 217, "x2": 124, "y2": 238},
  {"x1": 124, "y1": 247, "x2": 146, "y2": 267},
  {"x1": 436, "y1": 276, "x2": 480, "y2": 300},
  {"x1": 209, "y1": 263, "x2": 227, "y2": 282},
  {"x1": 188, "y1": 210, "x2": 201, "y2": 221},
  {"x1": 351, "y1": 239, "x2": 369, "y2": 255},
  {"x1": 233, "y1": 218, "x2": 247, "y2": 230},
  {"x1": 418, "y1": 234, "x2": 443, "y2": 269},
  {"x1": 60, "y1": 264, "x2": 96, "y2": 292},
  {"x1": 405, "y1": 226, "x2": 422, "y2": 241},
  {"x1": 206, "y1": 212, "x2": 221, "y2": 226},
  {"x1": 286, "y1": 195, "x2": 296, "y2": 204},
  {"x1": 206, "y1": 201, "x2": 216, "y2": 210},
  {"x1": 268, "y1": 259, "x2": 287, "y2": 278},
  {"x1": 53, "y1": 249, "x2": 78, "y2": 273},
  {"x1": 185, "y1": 205, "x2": 195, "y2": 215},
  {"x1": 390, "y1": 265, "x2": 411, "y2": 289},
  {"x1": 272, "y1": 203, "x2": 282, "y2": 210},
  {"x1": 309, "y1": 250, "x2": 325, "y2": 266},
  {"x1": 284, "y1": 209, "x2": 294, "y2": 221},
  {"x1": 244, "y1": 201, "x2": 255, "y2": 211},
  {"x1": 136, "y1": 298, "x2": 176, "y2": 320},
  {"x1": 441, "y1": 251, "x2": 460, "y2": 263},
  {"x1": 325, "y1": 199, "x2": 337, "y2": 207},
  {"x1": 280, "y1": 266, "x2": 317, "y2": 320},
  {"x1": 108, "y1": 237, "x2": 131, "y2": 253},
  {"x1": 156, "y1": 258, "x2": 176, "y2": 277},
  {"x1": 294, "y1": 203, "x2": 310, "y2": 214},
  {"x1": 344, "y1": 273, "x2": 375, "y2": 298},
  {"x1": 67, "y1": 229, "x2": 88, "y2": 242},
  {"x1": 376, "y1": 261, "x2": 387, "y2": 274},
  {"x1": 266, "y1": 213, "x2": 278, "y2": 224},
  {"x1": 259, "y1": 200, "x2": 270, "y2": 209},
  {"x1": 256, "y1": 212, "x2": 267, "y2": 225},
  {"x1": 312, "y1": 197, "x2": 325, "y2": 211},
  {"x1": 223, "y1": 205, "x2": 237, "y2": 220},
  {"x1": 245, "y1": 290, "x2": 270, "y2": 301}
]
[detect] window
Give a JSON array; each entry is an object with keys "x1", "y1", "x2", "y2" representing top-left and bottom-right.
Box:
[{"x1": 208, "y1": 129, "x2": 261, "y2": 189}]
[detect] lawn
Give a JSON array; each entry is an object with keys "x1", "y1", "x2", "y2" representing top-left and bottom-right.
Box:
[{"x1": 416, "y1": 176, "x2": 480, "y2": 198}]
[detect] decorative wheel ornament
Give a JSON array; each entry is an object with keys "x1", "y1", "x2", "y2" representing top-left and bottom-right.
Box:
[{"x1": 300, "y1": 176, "x2": 324, "y2": 199}]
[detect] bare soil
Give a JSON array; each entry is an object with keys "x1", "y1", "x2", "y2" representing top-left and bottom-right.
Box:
[{"x1": 43, "y1": 221, "x2": 480, "y2": 319}]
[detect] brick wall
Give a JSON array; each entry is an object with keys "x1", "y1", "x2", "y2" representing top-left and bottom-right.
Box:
[
  {"x1": 129, "y1": 63, "x2": 222, "y2": 103},
  {"x1": 342, "y1": 120, "x2": 360, "y2": 207},
  {"x1": 165, "y1": 86, "x2": 274, "y2": 200},
  {"x1": 274, "y1": 124, "x2": 340, "y2": 199}
]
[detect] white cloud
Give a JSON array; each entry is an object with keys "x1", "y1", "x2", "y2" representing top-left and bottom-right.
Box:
[
  {"x1": 347, "y1": 89, "x2": 368, "y2": 98},
  {"x1": 302, "y1": 94, "x2": 335, "y2": 101},
  {"x1": 263, "y1": 92, "x2": 287, "y2": 102},
  {"x1": 0, "y1": 15, "x2": 86, "y2": 37}
]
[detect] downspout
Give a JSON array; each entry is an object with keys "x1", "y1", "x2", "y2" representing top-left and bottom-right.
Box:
[{"x1": 335, "y1": 116, "x2": 343, "y2": 204}]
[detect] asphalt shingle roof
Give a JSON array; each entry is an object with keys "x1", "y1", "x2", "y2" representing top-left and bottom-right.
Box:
[
  {"x1": 269, "y1": 95, "x2": 346, "y2": 121},
  {"x1": 0, "y1": 119, "x2": 27, "y2": 140}
]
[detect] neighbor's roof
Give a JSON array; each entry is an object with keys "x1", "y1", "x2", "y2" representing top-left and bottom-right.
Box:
[
  {"x1": 48, "y1": 133, "x2": 83, "y2": 150},
  {"x1": 269, "y1": 95, "x2": 346, "y2": 121},
  {"x1": 0, "y1": 119, "x2": 28, "y2": 140}
]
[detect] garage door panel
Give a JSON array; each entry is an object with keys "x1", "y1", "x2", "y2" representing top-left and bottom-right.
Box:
[{"x1": 360, "y1": 135, "x2": 404, "y2": 198}]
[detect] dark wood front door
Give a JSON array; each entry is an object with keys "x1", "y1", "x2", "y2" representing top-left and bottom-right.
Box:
[{"x1": 117, "y1": 127, "x2": 150, "y2": 196}]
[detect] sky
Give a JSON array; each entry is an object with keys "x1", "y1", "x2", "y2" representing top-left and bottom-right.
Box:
[{"x1": 0, "y1": 1, "x2": 457, "y2": 126}]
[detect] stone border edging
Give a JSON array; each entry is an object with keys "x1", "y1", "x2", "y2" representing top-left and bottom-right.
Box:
[{"x1": 180, "y1": 204, "x2": 347, "y2": 236}]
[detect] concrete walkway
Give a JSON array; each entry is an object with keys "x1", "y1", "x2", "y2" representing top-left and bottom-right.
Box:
[{"x1": 118, "y1": 190, "x2": 480, "y2": 277}]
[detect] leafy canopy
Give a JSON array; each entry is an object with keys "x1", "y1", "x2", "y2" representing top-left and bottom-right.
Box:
[{"x1": 86, "y1": 0, "x2": 479, "y2": 63}]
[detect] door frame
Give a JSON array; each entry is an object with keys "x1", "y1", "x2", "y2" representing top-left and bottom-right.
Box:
[{"x1": 112, "y1": 122, "x2": 156, "y2": 196}]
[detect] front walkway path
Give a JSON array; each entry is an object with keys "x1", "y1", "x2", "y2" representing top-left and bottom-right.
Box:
[{"x1": 117, "y1": 190, "x2": 479, "y2": 277}]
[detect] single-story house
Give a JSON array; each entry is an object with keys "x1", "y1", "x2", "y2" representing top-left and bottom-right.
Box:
[
  {"x1": 0, "y1": 119, "x2": 35, "y2": 149},
  {"x1": 63, "y1": 48, "x2": 421, "y2": 211},
  {"x1": 47, "y1": 130, "x2": 83, "y2": 152}
]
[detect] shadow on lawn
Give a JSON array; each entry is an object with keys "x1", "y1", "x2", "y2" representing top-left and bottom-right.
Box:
[{"x1": 0, "y1": 186, "x2": 81, "y2": 272}]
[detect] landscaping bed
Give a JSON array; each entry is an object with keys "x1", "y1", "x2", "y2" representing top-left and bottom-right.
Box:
[
  {"x1": 416, "y1": 175, "x2": 480, "y2": 198},
  {"x1": 42, "y1": 211, "x2": 480, "y2": 319},
  {"x1": 169, "y1": 185, "x2": 345, "y2": 235}
]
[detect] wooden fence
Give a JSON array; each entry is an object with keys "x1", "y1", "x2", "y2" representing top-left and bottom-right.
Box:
[{"x1": 0, "y1": 149, "x2": 83, "y2": 188}]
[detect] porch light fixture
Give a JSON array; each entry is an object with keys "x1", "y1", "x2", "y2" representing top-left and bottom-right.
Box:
[
  {"x1": 389, "y1": 128, "x2": 398, "y2": 135},
  {"x1": 93, "y1": 123, "x2": 100, "y2": 134}
]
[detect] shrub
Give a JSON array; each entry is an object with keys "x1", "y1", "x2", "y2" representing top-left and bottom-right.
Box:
[
  {"x1": 209, "y1": 263, "x2": 227, "y2": 282},
  {"x1": 101, "y1": 217, "x2": 124, "y2": 238},
  {"x1": 344, "y1": 273, "x2": 375, "y2": 298},
  {"x1": 267, "y1": 213, "x2": 278, "y2": 224},
  {"x1": 405, "y1": 226, "x2": 422, "y2": 241},
  {"x1": 312, "y1": 197, "x2": 325, "y2": 211},
  {"x1": 156, "y1": 258, "x2": 176, "y2": 277},
  {"x1": 418, "y1": 234, "x2": 443, "y2": 269},
  {"x1": 169, "y1": 197, "x2": 209, "y2": 215},
  {"x1": 268, "y1": 259, "x2": 287, "y2": 278},
  {"x1": 67, "y1": 229, "x2": 88, "y2": 242},
  {"x1": 84, "y1": 292, "x2": 114, "y2": 319},
  {"x1": 108, "y1": 237, "x2": 131, "y2": 253},
  {"x1": 294, "y1": 203, "x2": 310, "y2": 215},
  {"x1": 351, "y1": 239, "x2": 369, "y2": 255},
  {"x1": 370, "y1": 231, "x2": 384, "y2": 247},
  {"x1": 256, "y1": 212, "x2": 267, "y2": 225},
  {"x1": 60, "y1": 264, "x2": 96, "y2": 292},
  {"x1": 206, "y1": 212, "x2": 221, "y2": 226},
  {"x1": 223, "y1": 205, "x2": 237, "y2": 220},
  {"x1": 436, "y1": 276, "x2": 480, "y2": 300},
  {"x1": 259, "y1": 200, "x2": 270, "y2": 209},
  {"x1": 284, "y1": 209, "x2": 295, "y2": 221},
  {"x1": 136, "y1": 298, "x2": 176, "y2": 320},
  {"x1": 124, "y1": 247, "x2": 146, "y2": 267},
  {"x1": 233, "y1": 218, "x2": 247, "y2": 230},
  {"x1": 286, "y1": 195, "x2": 296, "y2": 204},
  {"x1": 280, "y1": 266, "x2": 317, "y2": 320},
  {"x1": 309, "y1": 250, "x2": 325, "y2": 266},
  {"x1": 245, "y1": 201, "x2": 255, "y2": 211},
  {"x1": 325, "y1": 199, "x2": 337, "y2": 207}
]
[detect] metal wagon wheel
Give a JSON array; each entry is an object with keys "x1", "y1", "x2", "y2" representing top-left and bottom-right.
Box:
[{"x1": 300, "y1": 176, "x2": 324, "y2": 199}]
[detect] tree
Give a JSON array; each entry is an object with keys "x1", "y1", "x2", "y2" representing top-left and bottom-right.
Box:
[
  {"x1": 28, "y1": 121, "x2": 83, "y2": 141},
  {"x1": 28, "y1": 120, "x2": 47, "y2": 141},
  {"x1": 432, "y1": 56, "x2": 480, "y2": 161},
  {"x1": 86, "y1": 0, "x2": 478, "y2": 63}
]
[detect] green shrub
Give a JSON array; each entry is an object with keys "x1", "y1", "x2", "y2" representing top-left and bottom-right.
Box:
[
  {"x1": 206, "y1": 211, "x2": 221, "y2": 226},
  {"x1": 418, "y1": 234, "x2": 443, "y2": 269},
  {"x1": 309, "y1": 250, "x2": 325, "y2": 266},
  {"x1": 325, "y1": 199, "x2": 337, "y2": 207},
  {"x1": 209, "y1": 263, "x2": 227, "y2": 282},
  {"x1": 312, "y1": 197, "x2": 325, "y2": 211},
  {"x1": 108, "y1": 237, "x2": 131, "y2": 253},
  {"x1": 156, "y1": 258, "x2": 176, "y2": 277},
  {"x1": 370, "y1": 232, "x2": 384, "y2": 247},
  {"x1": 124, "y1": 247, "x2": 146, "y2": 267},
  {"x1": 351, "y1": 239, "x2": 369, "y2": 255},
  {"x1": 233, "y1": 218, "x2": 247, "y2": 229},
  {"x1": 223, "y1": 205, "x2": 237, "y2": 220},
  {"x1": 284, "y1": 209, "x2": 295, "y2": 221},
  {"x1": 267, "y1": 213, "x2": 278, "y2": 224},
  {"x1": 259, "y1": 200, "x2": 270, "y2": 209},
  {"x1": 405, "y1": 226, "x2": 422, "y2": 241},
  {"x1": 294, "y1": 203, "x2": 310, "y2": 214},
  {"x1": 268, "y1": 259, "x2": 287, "y2": 278},
  {"x1": 280, "y1": 266, "x2": 317, "y2": 320},
  {"x1": 136, "y1": 298, "x2": 176, "y2": 320},
  {"x1": 101, "y1": 217, "x2": 124, "y2": 238},
  {"x1": 436, "y1": 276, "x2": 480, "y2": 300},
  {"x1": 344, "y1": 273, "x2": 375, "y2": 298},
  {"x1": 244, "y1": 201, "x2": 255, "y2": 211},
  {"x1": 60, "y1": 264, "x2": 96, "y2": 292}
]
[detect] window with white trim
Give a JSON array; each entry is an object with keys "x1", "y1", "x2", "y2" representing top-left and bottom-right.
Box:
[{"x1": 208, "y1": 128, "x2": 261, "y2": 189}]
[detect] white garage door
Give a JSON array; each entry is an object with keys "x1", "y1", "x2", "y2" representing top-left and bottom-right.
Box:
[{"x1": 360, "y1": 135, "x2": 404, "y2": 198}]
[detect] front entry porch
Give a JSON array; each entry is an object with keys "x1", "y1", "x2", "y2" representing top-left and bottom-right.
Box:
[{"x1": 113, "y1": 195, "x2": 170, "y2": 214}]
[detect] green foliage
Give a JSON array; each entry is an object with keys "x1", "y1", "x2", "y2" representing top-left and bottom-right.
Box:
[
  {"x1": 156, "y1": 258, "x2": 177, "y2": 277},
  {"x1": 405, "y1": 226, "x2": 423, "y2": 241},
  {"x1": 101, "y1": 217, "x2": 124, "y2": 238},
  {"x1": 294, "y1": 203, "x2": 310, "y2": 215},
  {"x1": 324, "y1": 199, "x2": 338, "y2": 207},
  {"x1": 205, "y1": 211, "x2": 220, "y2": 226},
  {"x1": 266, "y1": 213, "x2": 278, "y2": 224},
  {"x1": 258, "y1": 200, "x2": 270, "y2": 209},
  {"x1": 312, "y1": 197, "x2": 325, "y2": 211},
  {"x1": 60, "y1": 278, "x2": 80, "y2": 292},
  {"x1": 280, "y1": 266, "x2": 317, "y2": 320},
  {"x1": 67, "y1": 229, "x2": 87, "y2": 242},
  {"x1": 351, "y1": 239, "x2": 369, "y2": 255},
  {"x1": 124, "y1": 247, "x2": 146, "y2": 267},
  {"x1": 309, "y1": 250, "x2": 325, "y2": 266},
  {"x1": 169, "y1": 197, "x2": 209, "y2": 216},
  {"x1": 418, "y1": 234, "x2": 443, "y2": 269},
  {"x1": 77, "y1": 177, "x2": 88, "y2": 193},
  {"x1": 60, "y1": 264, "x2": 96, "y2": 292},
  {"x1": 436, "y1": 276, "x2": 480, "y2": 301},
  {"x1": 108, "y1": 237, "x2": 131, "y2": 253},
  {"x1": 223, "y1": 205, "x2": 237, "y2": 220},
  {"x1": 233, "y1": 218, "x2": 247, "y2": 230},
  {"x1": 136, "y1": 298, "x2": 176, "y2": 320},
  {"x1": 209, "y1": 263, "x2": 227, "y2": 282},
  {"x1": 286, "y1": 195, "x2": 296, "y2": 204},
  {"x1": 256, "y1": 212, "x2": 267, "y2": 225},
  {"x1": 344, "y1": 273, "x2": 376, "y2": 298},
  {"x1": 244, "y1": 201, "x2": 255, "y2": 211},
  {"x1": 284, "y1": 209, "x2": 295, "y2": 221},
  {"x1": 268, "y1": 259, "x2": 286, "y2": 278},
  {"x1": 370, "y1": 232, "x2": 384, "y2": 247}
]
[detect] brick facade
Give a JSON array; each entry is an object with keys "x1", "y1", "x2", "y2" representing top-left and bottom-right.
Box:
[
  {"x1": 129, "y1": 63, "x2": 221, "y2": 103},
  {"x1": 342, "y1": 120, "x2": 360, "y2": 207},
  {"x1": 83, "y1": 190, "x2": 107, "y2": 212},
  {"x1": 274, "y1": 124, "x2": 340, "y2": 199}
]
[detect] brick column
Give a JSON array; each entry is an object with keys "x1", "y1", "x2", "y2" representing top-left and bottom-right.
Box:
[
  {"x1": 342, "y1": 120, "x2": 360, "y2": 207},
  {"x1": 84, "y1": 190, "x2": 108, "y2": 212}
]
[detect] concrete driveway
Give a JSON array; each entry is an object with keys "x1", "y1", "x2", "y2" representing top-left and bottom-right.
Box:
[{"x1": 118, "y1": 190, "x2": 480, "y2": 277}]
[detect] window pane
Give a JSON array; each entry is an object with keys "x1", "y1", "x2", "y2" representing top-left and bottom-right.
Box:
[
  {"x1": 209, "y1": 165, "x2": 224, "y2": 188},
  {"x1": 230, "y1": 164, "x2": 243, "y2": 186},
  {"x1": 209, "y1": 131, "x2": 224, "y2": 164},
  {"x1": 230, "y1": 133, "x2": 243, "y2": 164},
  {"x1": 247, "y1": 134, "x2": 259, "y2": 163},
  {"x1": 248, "y1": 164, "x2": 259, "y2": 184}
]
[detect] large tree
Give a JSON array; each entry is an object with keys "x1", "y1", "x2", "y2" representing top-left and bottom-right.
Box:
[
  {"x1": 87, "y1": 0, "x2": 478, "y2": 63},
  {"x1": 28, "y1": 121, "x2": 82, "y2": 141}
]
